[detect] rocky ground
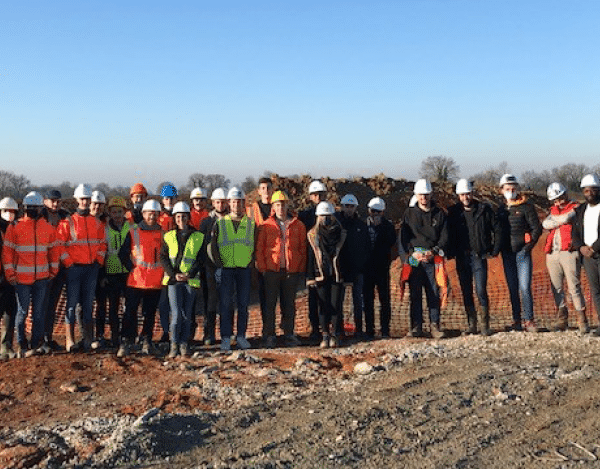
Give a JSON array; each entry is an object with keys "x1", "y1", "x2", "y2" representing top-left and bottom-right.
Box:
[{"x1": 3, "y1": 331, "x2": 600, "y2": 468}]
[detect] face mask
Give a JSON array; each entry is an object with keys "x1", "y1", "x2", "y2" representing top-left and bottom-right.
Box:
[
  {"x1": 503, "y1": 190, "x2": 517, "y2": 201},
  {"x1": 1, "y1": 211, "x2": 12, "y2": 222}
]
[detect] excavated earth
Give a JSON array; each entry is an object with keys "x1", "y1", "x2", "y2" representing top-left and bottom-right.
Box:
[{"x1": 3, "y1": 332, "x2": 600, "y2": 468}]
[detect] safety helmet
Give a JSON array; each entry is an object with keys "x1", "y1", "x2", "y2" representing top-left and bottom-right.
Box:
[
  {"x1": 315, "y1": 201, "x2": 335, "y2": 216},
  {"x1": 74, "y1": 184, "x2": 93, "y2": 199},
  {"x1": 499, "y1": 174, "x2": 519, "y2": 187},
  {"x1": 45, "y1": 190, "x2": 62, "y2": 200},
  {"x1": 580, "y1": 174, "x2": 600, "y2": 188},
  {"x1": 211, "y1": 187, "x2": 227, "y2": 200},
  {"x1": 547, "y1": 182, "x2": 566, "y2": 201},
  {"x1": 172, "y1": 201, "x2": 191, "y2": 214},
  {"x1": 455, "y1": 179, "x2": 473, "y2": 195},
  {"x1": 368, "y1": 197, "x2": 386, "y2": 211},
  {"x1": 340, "y1": 194, "x2": 358, "y2": 206},
  {"x1": 227, "y1": 187, "x2": 245, "y2": 200},
  {"x1": 190, "y1": 187, "x2": 207, "y2": 199},
  {"x1": 23, "y1": 191, "x2": 44, "y2": 207},
  {"x1": 91, "y1": 191, "x2": 106, "y2": 204},
  {"x1": 130, "y1": 182, "x2": 148, "y2": 197},
  {"x1": 308, "y1": 180, "x2": 327, "y2": 194},
  {"x1": 142, "y1": 199, "x2": 161, "y2": 212},
  {"x1": 0, "y1": 197, "x2": 18, "y2": 211},
  {"x1": 270, "y1": 191, "x2": 289, "y2": 203},
  {"x1": 413, "y1": 179, "x2": 432, "y2": 195},
  {"x1": 108, "y1": 196, "x2": 127, "y2": 209},
  {"x1": 161, "y1": 184, "x2": 178, "y2": 198}
]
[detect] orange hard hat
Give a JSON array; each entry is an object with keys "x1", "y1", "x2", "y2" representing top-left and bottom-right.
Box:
[
  {"x1": 108, "y1": 196, "x2": 128, "y2": 209},
  {"x1": 130, "y1": 182, "x2": 148, "y2": 196}
]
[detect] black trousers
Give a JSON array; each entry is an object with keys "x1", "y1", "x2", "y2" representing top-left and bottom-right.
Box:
[
  {"x1": 315, "y1": 280, "x2": 344, "y2": 337},
  {"x1": 363, "y1": 270, "x2": 391, "y2": 336},
  {"x1": 120, "y1": 287, "x2": 161, "y2": 340}
]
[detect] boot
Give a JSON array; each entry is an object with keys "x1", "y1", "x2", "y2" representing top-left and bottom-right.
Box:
[
  {"x1": 479, "y1": 307, "x2": 491, "y2": 336},
  {"x1": 82, "y1": 322, "x2": 94, "y2": 351},
  {"x1": 65, "y1": 323, "x2": 78, "y2": 353},
  {"x1": 577, "y1": 309, "x2": 590, "y2": 334},
  {"x1": 553, "y1": 306, "x2": 568, "y2": 331},
  {"x1": 463, "y1": 307, "x2": 478, "y2": 335},
  {"x1": 430, "y1": 323, "x2": 446, "y2": 339},
  {"x1": 168, "y1": 342, "x2": 178, "y2": 358},
  {"x1": 0, "y1": 344, "x2": 9, "y2": 361},
  {"x1": 179, "y1": 342, "x2": 190, "y2": 357},
  {"x1": 117, "y1": 338, "x2": 130, "y2": 358}
]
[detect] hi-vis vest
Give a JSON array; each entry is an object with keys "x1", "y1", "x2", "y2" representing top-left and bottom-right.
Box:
[
  {"x1": 127, "y1": 225, "x2": 164, "y2": 289},
  {"x1": 105, "y1": 222, "x2": 130, "y2": 274},
  {"x1": 217, "y1": 215, "x2": 255, "y2": 268},
  {"x1": 162, "y1": 230, "x2": 204, "y2": 287}
]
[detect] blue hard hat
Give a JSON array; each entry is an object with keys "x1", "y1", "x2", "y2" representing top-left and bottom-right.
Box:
[{"x1": 161, "y1": 184, "x2": 177, "y2": 197}]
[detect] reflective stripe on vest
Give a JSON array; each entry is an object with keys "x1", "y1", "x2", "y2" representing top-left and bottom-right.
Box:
[
  {"x1": 217, "y1": 216, "x2": 255, "y2": 268},
  {"x1": 162, "y1": 230, "x2": 204, "y2": 287},
  {"x1": 105, "y1": 222, "x2": 130, "y2": 274}
]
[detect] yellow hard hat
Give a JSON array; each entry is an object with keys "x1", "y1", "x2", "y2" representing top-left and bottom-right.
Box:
[
  {"x1": 271, "y1": 191, "x2": 289, "y2": 203},
  {"x1": 108, "y1": 196, "x2": 128, "y2": 209}
]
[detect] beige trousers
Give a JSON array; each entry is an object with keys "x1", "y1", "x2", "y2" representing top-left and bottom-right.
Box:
[{"x1": 546, "y1": 250, "x2": 585, "y2": 311}]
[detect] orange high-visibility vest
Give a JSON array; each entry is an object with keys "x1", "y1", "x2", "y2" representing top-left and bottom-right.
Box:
[
  {"x1": 246, "y1": 202, "x2": 272, "y2": 226},
  {"x1": 127, "y1": 225, "x2": 164, "y2": 289},
  {"x1": 2, "y1": 216, "x2": 60, "y2": 285},
  {"x1": 56, "y1": 213, "x2": 106, "y2": 268}
]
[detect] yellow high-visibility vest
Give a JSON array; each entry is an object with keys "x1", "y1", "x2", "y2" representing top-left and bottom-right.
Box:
[
  {"x1": 162, "y1": 230, "x2": 204, "y2": 287},
  {"x1": 217, "y1": 215, "x2": 255, "y2": 268}
]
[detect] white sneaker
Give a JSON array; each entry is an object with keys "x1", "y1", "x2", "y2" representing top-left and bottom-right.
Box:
[
  {"x1": 220, "y1": 337, "x2": 231, "y2": 351},
  {"x1": 236, "y1": 336, "x2": 251, "y2": 350}
]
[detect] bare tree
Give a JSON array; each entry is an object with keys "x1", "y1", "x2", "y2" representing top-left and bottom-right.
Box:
[
  {"x1": 203, "y1": 174, "x2": 230, "y2": 194},
  {"x1": 188, "y1": 173, "x2": 206, "y2": 189},
  {"x1": 241, "y1": 176, "x2": 257, "y2": 194},
  {"x1": 521, "y1": 170, "x2": 552, "y2": 192},
  {"x1": 420, "y1": 156, "x2": 459, "y2": 183},
  {"x1": 470, "y1": 161, "x2": 511, "y2": 186},
  {"x1": 551, "y1": 163, "x2": 590, "y2": 192},
  {"x1": 0, "y1": 170, "x2": 31, "y2": 199}
]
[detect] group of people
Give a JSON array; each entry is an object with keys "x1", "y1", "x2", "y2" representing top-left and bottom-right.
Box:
[{"x1": 1, "y1": 171, "x2": 600, "y2": 360}]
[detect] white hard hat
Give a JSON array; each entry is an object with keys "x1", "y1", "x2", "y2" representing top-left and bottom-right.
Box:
[
  {"x1": 172, "y1": 201, "x2": 191, "y2": 214},
  {"x1": 499, "y1": 174, "x2": 519, "y2": 187},
  {"x1": 581, "y1": 174, "x2": 600, "y2": 188},
  {"x1": 0, "y1": 197, "x2": 18, "y2": 211},
  {"x1": 340, "y1": 194, "x2": 358, "y2": 206},
  {"x1": 190, "y1": 187, "x2": 207, "y2": 199},
  {"x1": 23, "y1": 191, "x2": 44, "y2": 207},
  {"x1": 91, "y1": 191, "x2": 106, "y2": 204},
  {"x1": 211, "y1": 187, "x2": 227, "y2": 200},
  {"x1": 74, "y1": 183, "x2": 93, "y2": 199},
  {"x1": 142, "y1": 199, "x2": 161, "y2": 212},
  {"x1": 368, "y1": 197, "x2": 386, "y2": 211},
  {"x1": 547, "y1": 182, "x2": 566, "y2": 201},
  {"x1": 413, "y1": 179, "x2": 432, "y2": 195},
  {"x1": 309, "y1": 180, "x2": 327, "y2": 194},
  {"x1": 227, "y1": 187, "x2": 245, "y2": 200},
  {"x1": 315, "y1": 201, "x2": 335, "y2": 216},
  {"x1": 455, "y1": 179, "x2": 473, "y2": 195}
]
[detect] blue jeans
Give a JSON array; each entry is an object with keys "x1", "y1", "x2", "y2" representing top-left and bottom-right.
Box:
[
  {"x1": 456, "y1": 252, "x2": 489, "y2": 310},
  {"x1": 168, "y1": 283, "x2": 196, "y2": 344},
  {"x1": 219, "y1": 267, "x2": 251, "y2": 339},
  {"x1": 408, "y1": 261, "x2": 440, "y2": 327},
  {"x1": 15, "y1": 279, "x2": 50, "y2": 348},
  {"x1": 65, "y1": 263, "x2": 100, "y2": 324},
  {"x1": 502, "y1": 248, "x2": 533, "y2": 323}
]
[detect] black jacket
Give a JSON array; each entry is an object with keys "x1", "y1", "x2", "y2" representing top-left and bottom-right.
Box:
[
  {"x1": 497, "y1": 196, "x2": 541, "y2": 253},
  {"x1": 447, "y1": 200, "x2": 502, "y2": 258},
  {"x1": 334, "y1": 212, "x2": 370, "y2": 281},
  {"x1": 364, "y1": 217, "x2": 397, "y2": 274},
  {"x1": 571, "y1": 202, "x2": 600, "y2": 254},
  {"x1": 298, "y1": 206, "x2": 317, "y2": 231},
  {"x1": 400, "y1": 203, "x2": 448, "y2": 255}
]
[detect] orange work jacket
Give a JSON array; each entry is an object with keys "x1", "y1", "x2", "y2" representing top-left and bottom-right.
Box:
[
  {"x1": 56, "y1": 213, "x2": 106, "y2": 268},
  {"x1": 158, "y1": 211, "x2": 175, "y2": 232},
  {"x1": 190, "y1": 209, "x2": 209, "y2": 230},
  {"x1": 256, "y1": 216, "x2": 307, "y2": 273},
  {"x1": 127, "y1": 225, "x2": 164, "y2": 289}
]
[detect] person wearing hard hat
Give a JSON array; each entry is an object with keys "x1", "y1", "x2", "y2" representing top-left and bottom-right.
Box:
[
  {"x1": 189, "y1": 187, "x2": 210, "y2": 230},
  {"x1": 447, "y1": 179, "x2": 502, "y2": 336},
  {"x1": 362, "y1": 197, "x2": 397, "y2": 339},
  {"x1": 542, "y1": 183, "x2": 586, "y2": 333},
  {"x1": 0, "y1": 197, "x2": 18, "y2": 360},
  {"x1": 497, "y1": 174, "x2": 542, "y2": 332},
  {"x1": 2, "y1": 192, "x2": 59, "y2": 357},
  {"x1": 306, "y1": 201, "x2": 347, "y2": 348},
  {"x1": 209, "y1": 187, "x2": 256, "y2": 351},
  {"x1": 126, "y1": 182, "x2": 148, "y2": 225},
  {"x1": 56, "y1": 184, "x2": 107, "y2": 352},
  {"x1": 571, "y1": 174, "x2": 600, "y2": 335},
  {"x1": 90, "y1": 191, "x2": 107, "y2": 223},
  {"x1": 299, "y1": 180, "x2": 328, "y2": 341},
  {"x1": 199, "y1": 187, "x2": 231, "y2": 345},
  {"x1": 0, "y1": 197, "x2": 18, "y2": 223},
  {"x1": 400, "y1": 179, "x2": 448, "y2": 339},
  {"x1": 160, "y1": 202, "x2": 205, "y2": 358},
  {"x1": 41, "y1": 190, "x2": 70, "y2": 351},
  {"x1": 116, "y1": 199, "x2": 165, "y2": 357},
  {"x1": 335, "y1": 194, "x2": 370, "y2": 339},
  {"x1": 93, "y1": 197, "x2": 130, "y2": 349},
  {"x1": 255, "y1": 190, "x2": 306, "y2": 348}
]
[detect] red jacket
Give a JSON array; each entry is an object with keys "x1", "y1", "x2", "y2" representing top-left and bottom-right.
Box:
[
  {"x1": 127, "y1": 225, "x2": 164, "y2": 289},
  {"x1": 190, "y1": 209, "x2": 209, "y2": 230},
  {"x1": 159, "y1": 211, "x2": 175, "y2": 232},
  {"x1": 544, "y1": 201, "x2": 578, "y2": 254},
  {"x1": 56, "y1": 213, "x2": 107, "y2": 268},
  {"x1": 256, "y1": 215, "x2": 307, "y2": 273},
  {"x1": 2, "y1": 216, "x2": 60, "y2": 284}
]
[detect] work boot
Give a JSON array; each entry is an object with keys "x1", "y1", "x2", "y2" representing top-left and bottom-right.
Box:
[
  {"x1": 430, "y1": 323, "x2": 446, "y2": 339},
  {"x1": 320, "y1": 335, "x2": 330, "y2": 349},
  {"x1": 463, "y1": 307, "x2": 478, "y2": 335},
  {"x1": 117, "y1": 338, "x2": 130, "y2": 358},
  {"x1": 65, "y1": 323, "x2": 78, "y2": 353},
  {"x1": 479, "y1": 307, "x2": 491, "y2": 336},
  {"x1": 82, "y1": 322, "x2": 94, "y2": 352},
  {"x1": 168, "y1": 342, "x2": 178, "y2": 358},
  {"x1": 179, "y1": 342, "x2": 190, "y2": 357},
  {"x1": 553, "y1": 306, "x2": 568, "y2": 331},
  {"x1": 577, "y1": 309, "x2": 590, "y2": 334},
  {"x1": 141, "y1": 337, "x2": 156, "y2": 355},
  {"x1": 329, "y1": 335, "x2": 340, "y2": 348},
  {"x1": 0, "y1": 344, "x2": 10, "y2": 361},
  {"x1": 15, "y1": 343, "x2": 26, "y2": 359},
  {"x1": 524, "y1": 320, "x2": 538, "y2": 333},
  {"x1": 405, "y1": 325, "x2": 424, "y2": 338}
]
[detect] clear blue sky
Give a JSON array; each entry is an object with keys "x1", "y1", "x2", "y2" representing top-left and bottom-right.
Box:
[{"x1": 2, "y1": 0, "x2": 599, "y2": 190}]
